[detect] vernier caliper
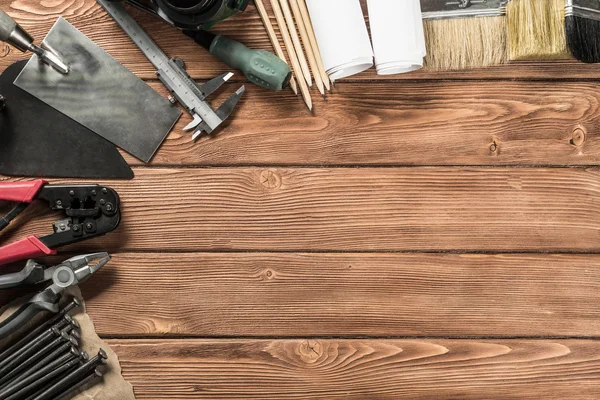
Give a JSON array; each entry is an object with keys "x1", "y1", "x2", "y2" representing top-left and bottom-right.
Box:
[{"x1": 98, "y1": 0, "x2": 245, "y2": 139}]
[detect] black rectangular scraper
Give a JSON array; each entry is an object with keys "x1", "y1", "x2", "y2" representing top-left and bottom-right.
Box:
[{"x1": 0, "y1": 60, "x2": 134, "y2": 179}]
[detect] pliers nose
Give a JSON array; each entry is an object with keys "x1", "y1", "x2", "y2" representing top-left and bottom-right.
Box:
[
  {"x1": 63, "y1": 252, "x2": 110, "y2": 271},
  {"x1": 67, "y1": 253, "x2": 110, "y2": 284},
  {"x1": 0, "y1": 253, "x2": 109, "y2": 339},
  {"x1": 88, "y1": 253, "x2": 110, "y2": 274}
]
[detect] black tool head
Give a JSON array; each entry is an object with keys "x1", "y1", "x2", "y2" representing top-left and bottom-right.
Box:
[{"x1": 0, "y1": 60, "x2": 134, "y2": 179}]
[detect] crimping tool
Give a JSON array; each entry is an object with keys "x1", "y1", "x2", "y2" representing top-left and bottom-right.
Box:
[
  {"x1": 0, "y1": 253, "x2": 109, "y2": 339},
  {"x1": 0, "y1": 180, "x2": 120, "y2": 265}
]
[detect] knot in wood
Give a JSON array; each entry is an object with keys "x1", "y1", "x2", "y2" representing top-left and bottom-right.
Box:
[
  {"x1": 260, "y1": 169, "x2": 281, "y2": 189},
  {"x1": 0, "y1": 44, "x2": 10, "y2": 58},
  {"x1": 263, "y1": 268, "x2": 274, "y2": 279},
  {"x1": 571, "y1": 127, "x2": 586, "y2": 146},
  {"x1": 489, "y1": 141, "x2": 498, "y2": 153},
  {"x1": 296, "y1": 340, "x2": 324, "y2": 364}
]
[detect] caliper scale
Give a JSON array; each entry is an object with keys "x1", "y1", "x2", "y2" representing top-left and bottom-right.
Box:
[{"x1": 98, "y1": 0, "x2": 245, "y2": 139}]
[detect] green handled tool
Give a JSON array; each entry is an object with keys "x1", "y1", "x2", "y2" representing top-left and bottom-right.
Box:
[{"x1": 184, "y1": 30, "x2": 292, "y2": 91}]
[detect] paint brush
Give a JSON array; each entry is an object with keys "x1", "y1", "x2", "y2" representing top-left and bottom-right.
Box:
[
  {"x1": 421, "y1": 0, "x2": 507, "y2": 70},
  {"x1": 565, "y1": 0, "x2": 600, "y2": 62},
  {"x1": 506, "y1": 0, "x2": 570, "y2": 60}
]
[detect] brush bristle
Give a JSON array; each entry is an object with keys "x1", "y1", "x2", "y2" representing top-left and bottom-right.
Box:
[
  {"x1": 506, "y1": 0, "x2": 569, "y2": 60},
  {"x1": 423, "y1": 16, "x2": 506, "y2": 70},
  {"x1": 566, "y1": 16, "x2": 600, "y2": 63}
]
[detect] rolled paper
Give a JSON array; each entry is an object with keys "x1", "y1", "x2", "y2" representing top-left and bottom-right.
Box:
[
  {"x1": 305, "y1": 0, "x2": 373, "y2": 81},
  {"x1": 367, "y1": 0, "x2": 426, "y2": 75}
]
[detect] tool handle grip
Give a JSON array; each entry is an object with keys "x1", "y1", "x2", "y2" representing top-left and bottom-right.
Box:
[
  {"x1": 0, "y1": 9, "x2": 16, "y2": 42},
  {"x1": 0, "y1": 302, "x2": 47, "y2": 340},
  {"x1": 210, "y1": 35, "x2": 291, "y2": 91},
  {"x1": 185, "y1": 30, "x2": 291, "y2": 91},
  {"x1": 0, "y1": 236, "x2": 55, "y2": 266},
  {"x1": 0, "y1": 179, "x2": 46, "y2": 202},
  {"x1": 0, "y1": 271, "x2": 26, "y2": 289},
  {"x1": 0, "y1": 260, "x2": 44, "y2": 289}
]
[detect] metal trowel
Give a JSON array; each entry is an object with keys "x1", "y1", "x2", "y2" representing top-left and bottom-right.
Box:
[
  {"x1": 13, "y1": 17, "x2": 181, "y2": 163},
  {"x1": 0, "y1": 60, "x2": 134, "y2": 179},
  {"x1": 0, "y1": 9, "x2": 69, "y2": 74}
]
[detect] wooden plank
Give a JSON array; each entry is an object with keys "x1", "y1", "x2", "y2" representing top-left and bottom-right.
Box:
[
  {"x1": 3, "y1": 252, "x2": 591, "y2": 337},
  {"x1": 109, "y1": 339, "x2": 600, "y2": 399},
  {"x1": 138, "y1": 80, "x2": 600, "y2": 166},
  {"x1": 2, "y1": 167, "x2": 600, "y2": 253},
  {"x1": 0, "y1": 0, "x2": 597, "y2": 81}
]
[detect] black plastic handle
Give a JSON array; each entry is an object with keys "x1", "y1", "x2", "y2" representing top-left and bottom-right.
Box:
[
  {"x1": 0, "y1": 298, "x2": 57, "y2": 340},
  {"x1": 0, "y1": 260, "x2": 45, "y2": 290}
]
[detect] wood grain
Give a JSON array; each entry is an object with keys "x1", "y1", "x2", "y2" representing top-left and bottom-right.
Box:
[
  {"x1": 135, "y1": 80, "x2": 600, "y2": 166},
  {"x1": 1, "y1": 252, "x2": 590, "y2": 337},
  {"x1": 0, "y1": 0, "x2": 597, "y2": 396},
  {"x1": 108, "y1": 339, "x2": 600, "y2": 399},
  {"x1": 0, "y1": 0, "x2": 597, "y2": 81},
  {"x1": 3, "y1": 167, "x2": 600, "y2": 253}
]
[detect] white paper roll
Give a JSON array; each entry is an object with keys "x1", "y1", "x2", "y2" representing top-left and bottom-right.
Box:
[
  {"x1": 305, "y1": 0, "x2": 373, "y2": 81},
  {"x1": 367, "y1": 0, "x2": 426, "y2": 75}
]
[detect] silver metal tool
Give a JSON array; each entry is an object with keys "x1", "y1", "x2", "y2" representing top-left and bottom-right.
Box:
[
  {"x1": 0, "y1": 253, "x2": 109, "y2": 339},
  {"x1": 421, "y1": 0, "x2": 507, "y2": 19},
  {"x1": 98, "y1": 0, "x2": 245, "y2": 140},
  {"x1": 0, "y1": 9, "x2": 69, "y2": 74}
]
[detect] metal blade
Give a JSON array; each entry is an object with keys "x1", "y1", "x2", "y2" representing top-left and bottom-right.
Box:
[
  {"x1": 216, "y1": 86, "x2": 246, "y2": 121},
  {"x1": 197, "y1": 72, "x2": 233, "y2": 99},
  {"x1": 192, "y1": 121, "x2": 210, "y2": 140},
  {"x1": 183, "y1": 114, "x2": 202, "y2": 131},
  {"x1": 191, "y1": 86, "x2": 245, "y2": 141}
]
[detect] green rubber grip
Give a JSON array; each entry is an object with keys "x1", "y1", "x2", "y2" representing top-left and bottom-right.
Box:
[{"x1": 209, "y1": 35, "x2": 291, "y2": 91}]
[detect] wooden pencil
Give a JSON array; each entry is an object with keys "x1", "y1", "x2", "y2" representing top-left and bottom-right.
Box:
[
  {"x1": 289, "y1": 0, "x2": 325, "y2": 96},
  {"x1": 276, "y1": 0, "x2": 313, "y2": 87},
  {"x1": 268, "y1": 0, "x2": 313, "y2": 110},
  {"x1": 297, "y1": 0, "x2": 330, "y2": 91},
  {"x1": 254, "y1": 0, "x2": 298, "y2": 95}
]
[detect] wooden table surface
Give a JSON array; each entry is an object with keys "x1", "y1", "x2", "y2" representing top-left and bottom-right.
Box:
[{"x1": 2, "y1": 0, "x2": 600, "y2": 398}]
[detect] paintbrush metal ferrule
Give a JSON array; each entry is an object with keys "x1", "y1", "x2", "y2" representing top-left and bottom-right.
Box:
[
  {"x1": 565, "y1": 0, "x2": 600, "y2": 21},
  {"x1": 421, "y1": 0, "x2": 507, "y2": 19}
]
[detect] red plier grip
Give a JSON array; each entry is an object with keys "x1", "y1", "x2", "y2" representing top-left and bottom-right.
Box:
[
  {"x1": 0, "y1": 180, "x2": 46, "y2": 203},
  {"x1": 0, "y1": 236, "x2": 56, "y2": 265},
  {"x1": 0, "y1": 180, "x2": 52, "y2": 265}
]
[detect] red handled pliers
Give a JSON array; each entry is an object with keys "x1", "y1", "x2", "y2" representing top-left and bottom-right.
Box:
[{"x1": 0, "y1": 180, "x2": 120, "y2": 265}]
